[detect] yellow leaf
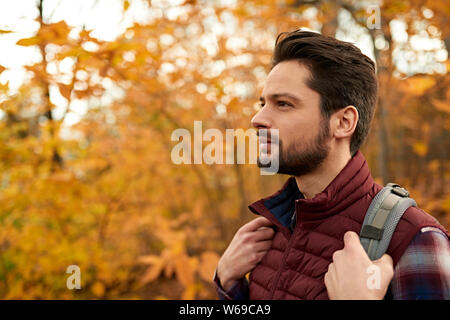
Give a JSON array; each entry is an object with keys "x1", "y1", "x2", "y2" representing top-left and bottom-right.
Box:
[
  {"x1": 52, "y1": 21, "x2": 71, "y2": 38},
  {"x1": 16, "y1": 36, "x2": 41, "y2": 46},
  {"x1": 140, "y1": 259, "x2": 164, "y2": 285},
  {"x1": 50, "y1": 171, "x2": 72, "y2": 182},
  {"x1": 0, "y1": 30, "x2": 12, "y2": 34},
  {"x1": 413, "y1": 142, "x2": 427, "y2": 157},
  {"x1": 432, "y1": 99, "x2": 450, "y2": 113},
  {"x1": 181, "y1": 283, "x2": 197, "y2": 300},
  {"x1": 164, "y1": 261, "x2": 174, "y2": 278},
  {"x1": 124, "y1": 0, "x2": 130, "y2": 11},
  {"x1": 58, "y1": 83, "x2": 72, "y2": 100},
  {"x1": 199, "y1": 251, "x2": 219, "y2": 282},
  {"x1": 174, "y1": 255, "x2": 194, "y2": 287},
  {"x1": 442, "y1": 198, "x2": 450, "y2": 212},
  {"x1": 137, "y1": 254, "x2": 160, "y2": 265},
  {"x1": 400, "y1": 76, "x2": 436, "y2": 96},
  {"x1": 91, "y1": 281, "x2": 105, "y2": 297},
  {"x1": 428, "y1": 160, "x2": 439, "y2": 173},
  {"x1": 0, "y1": 65, "x2": 6, "y2": 74}
]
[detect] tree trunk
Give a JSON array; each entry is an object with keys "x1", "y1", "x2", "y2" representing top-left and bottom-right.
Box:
[{"x1": 37, "y1": 0, "x2": 63, "y2": 170}]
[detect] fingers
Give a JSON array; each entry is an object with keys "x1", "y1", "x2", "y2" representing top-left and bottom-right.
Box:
[
  {"x1": 218, "y1": 217, "x2": 275, "y2": 288},
  {"x1": 343, "y1": 231, "x2": 360, "y2": 249},
  {"x1": 253, "y1": 227, "x2": 275, "y2": 241},
  {"x1": 239, "y1": 228, "x2": 274, "y2": 247},
  {"x1": 324, "y1": 262, "x2": 334, "y2": 283},
  {"x1": 374, "y1": 254, "x2": 394, "y2": 278},
  {"x1": 332, "y1": 231, "x2": 371, "y2": 265},
  {"x1": 332, "y1": 249, "x2": 342, "y2": 262},
  {"x1": 343, "y1": 231, "x2": 369, "y2": 260},
  {"x1": 239, "y1": 216, "x2": 274, "y2": 233},
  {"x1": 255, "y1": 250, "x2": 269, "y2": 262},
  {"x1": 253, "y1": 240, "x2": 272, "y2": 252},
  {"x1": 375, "y1": 254, "x2": 393, "y2": 266}
]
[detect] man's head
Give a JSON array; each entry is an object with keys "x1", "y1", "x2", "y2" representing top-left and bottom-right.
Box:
[{"x1": 253, "y1": 30, "x2": 378, "y2": 176}]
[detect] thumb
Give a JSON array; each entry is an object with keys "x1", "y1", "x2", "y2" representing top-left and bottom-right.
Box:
[
  {"x1": 240, "y1": 216, "x2": 273, "y2": 232},
  {"x1": 373, "y1": 254, "x2": 394, "y2": 278},
  {"x1": 374, "y1": 254, "x2": 393, "y2": 267},
  {"x1": 343, "y1": 231, "x2": 361, "y2": 249}
]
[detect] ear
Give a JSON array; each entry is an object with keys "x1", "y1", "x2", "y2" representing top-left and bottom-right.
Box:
[{"x1": 331, "y1": 105, "x2": 358, "y2": 139}]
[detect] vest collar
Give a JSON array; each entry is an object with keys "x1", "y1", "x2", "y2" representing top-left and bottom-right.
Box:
[{"x1": 248, "y1": 151, "x2": 374, "y2": 236}]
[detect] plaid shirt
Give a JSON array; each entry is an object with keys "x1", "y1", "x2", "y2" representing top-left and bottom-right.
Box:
[{"x1": 214, "y1": 227, "x2": 450, "y2": 300}]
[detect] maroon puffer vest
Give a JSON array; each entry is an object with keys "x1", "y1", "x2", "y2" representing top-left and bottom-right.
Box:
[{"x1": 248, "y1": 151, "x2": 449, "y2": 300}]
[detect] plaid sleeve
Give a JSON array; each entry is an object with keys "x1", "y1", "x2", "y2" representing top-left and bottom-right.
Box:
[
  {"x1": 391, "y1": 227, "x2": 450, "y2": 300},
  {"x1": 213, "y1": 269, "x2": 249, "y2": 300}
]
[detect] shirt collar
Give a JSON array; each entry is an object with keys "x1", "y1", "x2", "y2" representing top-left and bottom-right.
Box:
[{"x1": 248, "y1": 151, "x2": 375, "y2": 235}]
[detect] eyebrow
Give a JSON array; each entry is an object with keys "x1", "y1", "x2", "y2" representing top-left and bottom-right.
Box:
[{"x1": 259, "y1": 93, "x2": 303, "y2": 105}]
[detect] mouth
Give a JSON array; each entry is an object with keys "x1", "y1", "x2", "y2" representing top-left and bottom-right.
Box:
[
  {"x1": 256, "y1": 132, "x2": 273, "y2": 145},
  {"x1": 256, "y1": 129, "x2": 280, "y2": 157},
  {"x1": 258, "y1": 138, "x2": 277, "y2": 156},
  {"x1": 256, "y1": 129, "x2": 280, "y2": 168}
]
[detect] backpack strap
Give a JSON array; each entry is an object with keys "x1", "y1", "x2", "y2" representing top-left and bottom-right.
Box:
[{"x1": 359, "y1": 183, "x2": 417, "y2": 261}]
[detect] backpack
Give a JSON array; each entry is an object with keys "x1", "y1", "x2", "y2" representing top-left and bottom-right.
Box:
[{"x1": 359, "y1": 183, "x2": 417, "y2": 261}]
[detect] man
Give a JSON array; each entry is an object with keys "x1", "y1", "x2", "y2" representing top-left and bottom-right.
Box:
[{"x1": 214, "y1": 30, "x2": 450, "y2": 300}]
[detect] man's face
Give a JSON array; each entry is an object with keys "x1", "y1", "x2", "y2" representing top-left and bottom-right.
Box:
[{"x1": 252, "y1": 60, "x2": 331, "y2": 176}]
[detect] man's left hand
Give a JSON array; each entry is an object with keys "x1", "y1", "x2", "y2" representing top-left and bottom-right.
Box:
[{"x1": 324, "y1": 231, "x2": 394, "y2": 300}]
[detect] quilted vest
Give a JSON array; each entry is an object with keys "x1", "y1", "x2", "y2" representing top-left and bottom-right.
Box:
[{"x1": 248, "y1": 151, "x2": 449, "y2": 300}]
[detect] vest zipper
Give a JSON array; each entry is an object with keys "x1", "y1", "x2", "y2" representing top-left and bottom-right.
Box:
[
  {"x1": 267, "y1": 204, "x2": 300, "y2": 299},
  {"x1": 267, "y1": 231, "x2": 296, "y2": 299}
]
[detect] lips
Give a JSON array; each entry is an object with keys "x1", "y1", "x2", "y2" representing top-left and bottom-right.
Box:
[
  {"x1": 256, "y1": 133, "x2": 272, "y2": 144},
  {"x1": 257, "y1": 129, "x2": 279, "y2": 148},
  {"x1": 259, "y1": 139, "x2": 273, "y2": 155},
  {"x1": 258, "y1": 136, "x2": 275, "y2": 145}
]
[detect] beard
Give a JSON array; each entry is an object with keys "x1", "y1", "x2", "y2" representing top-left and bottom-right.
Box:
[{"x1": 258, "y1": 117, "x2": 331, "y2": 176}]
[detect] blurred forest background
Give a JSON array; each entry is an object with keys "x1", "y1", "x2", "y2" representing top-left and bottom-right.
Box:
[{"x1": 0, "y1": 0, "x2": 449, "y2": 299}]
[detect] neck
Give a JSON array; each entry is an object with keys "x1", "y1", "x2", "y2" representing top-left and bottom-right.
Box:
[{"x1": 294, "y1": 149, "x2": 352, "y2": 199}]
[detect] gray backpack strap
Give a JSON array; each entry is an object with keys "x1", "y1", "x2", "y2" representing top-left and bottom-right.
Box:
[{"x1": 359, "y1": 183, "x2": 417, "y2": 261}]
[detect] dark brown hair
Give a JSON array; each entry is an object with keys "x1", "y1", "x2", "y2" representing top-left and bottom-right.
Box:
[{"x1": 272, "y1": 29, "x2": 378, "y2": 155}]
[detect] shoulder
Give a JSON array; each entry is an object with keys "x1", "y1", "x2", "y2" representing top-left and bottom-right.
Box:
[
  {"x1": 400, "y1": 227, "x2": 450, "y2": 260},
  {"x1": 388, "y1": 206, "x2": 449, "y2": 265},
  {"x1": 402, "y1": 206, "x2": 446, "y2": 229},
  {"x1": 390, "y1": 227, "x2": 450, "y2": 300}
]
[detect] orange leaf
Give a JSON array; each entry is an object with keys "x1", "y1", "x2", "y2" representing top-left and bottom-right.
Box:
[
  {"x1": 124, "y1": 0, "x2": 130, "y2": 11},
  {"x1": 181, "y1": 283, "x2": 197, "y2": 300},
  {"x1": 199, "y1": 251, "x2": 219, "y2": 282},
  {"x1": 16, "y1": 36, "x2": 41, "y2": 46},
  {"x1": 58, "y1": 83, "x2": 72, "y2": 100},
  {"x1": 432, "y1": 99, "x2": 450, "y2": 113},
  {"x1": 164, "y1": 261, "x2": 175, "y2": 278},
  {"x1": 137, "y1": 255, "x2": 160, "y2": 265},
  {"x1": 91, "y1": 281, "x2": 105, "y2": 297},
  {"x1": 140, "y1": 259, "x2": 164, "y2": 285},
  {"x1": 412, "y1": 142, "x2": 428, "y2": 157},
  {"x1": 174, "y1": 255, "x2": 194, "y2": 287},
  {"x1": 400, "y1": 76, "x2": 436, "y2": 96}
]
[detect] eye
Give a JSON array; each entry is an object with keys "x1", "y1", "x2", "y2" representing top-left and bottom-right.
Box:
[{"x1": 277, "y1": 101, "x2": 292, "y2": 108}]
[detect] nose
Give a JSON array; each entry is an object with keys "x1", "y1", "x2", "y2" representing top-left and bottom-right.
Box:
[{"x1": 251, "y1": 107, "x2": 272, "y2": 130}]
